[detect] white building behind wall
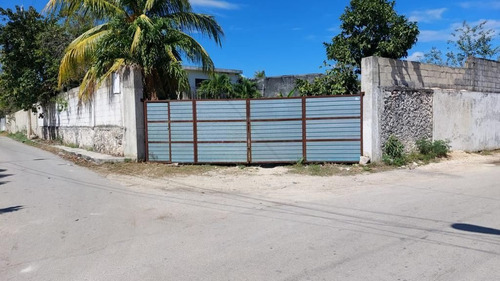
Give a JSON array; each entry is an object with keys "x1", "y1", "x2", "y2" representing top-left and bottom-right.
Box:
[{"x1": 183, "y1": 66, "x2": 243, "y2": 99}]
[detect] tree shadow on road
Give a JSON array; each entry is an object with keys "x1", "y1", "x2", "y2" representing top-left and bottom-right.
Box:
[
  {"x1": 0, "y1": 168, "x2": 12, "y2": 185},
  {"x1": 452, "y1": 223, "x2": 500, "y2": 236},
  {"x1": 0, "y1": 205, "x2": 23, "y2": 214}
]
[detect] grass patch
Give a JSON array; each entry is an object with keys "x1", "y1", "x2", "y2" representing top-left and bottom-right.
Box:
[
  {"x1": 91, "y1": 162, "x2": 219, "y2": 177},
  {"x1": 289, "y1": 162, "x2": 394, "y2": 176},
  {"x1": 6, "y1": 132, "x2": 36, "y2": 146}
]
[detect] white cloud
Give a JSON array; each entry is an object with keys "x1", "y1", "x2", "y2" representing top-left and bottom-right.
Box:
[
  {"x1": 409, "y1": 8, "x2": 447, "y2": 23},
  {"x1": 406, "y1": 52, "x2": 425, "y2": 62},
  {"x1": 190, "y1": 0, "x2": 239, "y2": 10},
  {"x1": 419, "y1": 29, "x2": 451, "y2": 42},
  {"x1": 459, "y1": 1, "x2": 500, "y2": 9},
  {"x1": 418, "y1": 19, "x2": 500, "y2": 43}
]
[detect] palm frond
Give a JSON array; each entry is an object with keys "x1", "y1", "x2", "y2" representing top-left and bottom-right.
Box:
[
  {"x1": 145, "y1": 0, "x2": 192, "y2": 16},
  {"x1": 44, "y1": 0, "x2": 126, "y2": 19},
  {"x1": 98, "y1": 58, "x2": 125, "y2": 86},
  {"x1": 78, "y1": 66, "x2": 97, "y2": 100},
  {"x1": 130, "y1": 26, "x2": 142, "y2": 53},
  {"x1": 165, "y1": 29, "x2": 215, "y2": 71},
  {"x1": 164, "y1": 12, "x2": 223, "y2": 46},
  {"x1": 58, "y1": 24, "x2": 110, "y2": 86}
]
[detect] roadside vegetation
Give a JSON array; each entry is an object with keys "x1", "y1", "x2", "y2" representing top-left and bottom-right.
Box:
[
  {"x1": 382, "y1": 135, "x2": 451, "y2": 166},
  {"x1": 296, "y1": 0, "x2": 419, "y2": 96}
]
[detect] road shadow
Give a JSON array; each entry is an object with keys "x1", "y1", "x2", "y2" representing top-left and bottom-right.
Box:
[
  {"x1": 0, "y1": 168, "x2": 12, "y2": 185},
  {"x1": 452, "y1": 223, "x2": 500, "y2": 236},
  {"x1": 0, "y1": 205, "x2": 23, "y2": 214}
]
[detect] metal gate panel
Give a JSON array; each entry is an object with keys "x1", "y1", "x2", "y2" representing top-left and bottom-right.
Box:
[
  {"x1": 306, "y1": 119, "x2": 361, "y2": 140},
  {"x1": 197, "y1": 100, "x2": 246, "y2": 120},
  {"x1": 146, "y1": 103, "x2": 170, "y2": 162},
  {"x1": 250, "y1": 99, "x2": 302, "y2": 120},
  {"x1": 197, "y1": 122, "x2": 247, "y2": 142},
  {"x1": 251, "y1": 142, "x2": 303, "y2": 162},
  {"x1": 307, "y1": 141, "x2": 361, "y2": 162},
  {"x1": 198, "y1": 143, "x2": 247, "y2": 163},
  {"x1": 251, "y1": 121, "x2": 302, "y2": 141},
  {"x1": 306, "y1": 96, "x2": 361, "y2": 118},
  {"x1": 171, "y1": 143, "x2": 194, "y2": 163},
  {"x1": 145, "y1": 94, "x2": 363, "y2": 164}
]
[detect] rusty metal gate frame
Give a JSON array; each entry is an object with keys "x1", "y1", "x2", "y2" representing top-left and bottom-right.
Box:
[{"x1": 145, "y1": 94, "x2": 364, "y2": 164}]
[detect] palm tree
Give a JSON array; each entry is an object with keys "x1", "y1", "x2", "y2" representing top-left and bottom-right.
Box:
[
  {"x1": 233, "y1": 78, "x2": 260, "y2": 99},
  {"x1": 196, "y1": 73, "x2": 233, "y2": 99},
  {"x1": 45, "y1": 0, "x2": 223, "y2": 100}
]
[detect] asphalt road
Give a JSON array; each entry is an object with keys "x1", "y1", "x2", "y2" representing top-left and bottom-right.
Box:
[{"x1": 1, "y1": 136, "x2": 499, "y2": 281}]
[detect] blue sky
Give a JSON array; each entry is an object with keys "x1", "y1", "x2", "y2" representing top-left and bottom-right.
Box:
[{"x1": 2, "y1": 0, "x2": 500, "y2": 77}]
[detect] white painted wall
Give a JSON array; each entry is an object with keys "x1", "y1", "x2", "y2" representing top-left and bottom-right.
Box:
[
  {"x1": 6, "y1": 67, "x2": 144, "y2": 160},
  {"x1": 362, "y1": 56, "x2": 500, "y2": 161},
  {"x1": 433, "y1": 90, "x2": 500, "y2": 151}
]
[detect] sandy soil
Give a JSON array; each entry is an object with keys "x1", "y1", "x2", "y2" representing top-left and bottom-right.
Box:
[{"x1": 106, "y1": 151, "x2": 500, "y2": 201}]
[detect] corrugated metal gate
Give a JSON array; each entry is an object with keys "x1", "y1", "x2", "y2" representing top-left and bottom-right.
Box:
[{"x1": 145, "y1": 95, "x2": 363, "y2": 164}]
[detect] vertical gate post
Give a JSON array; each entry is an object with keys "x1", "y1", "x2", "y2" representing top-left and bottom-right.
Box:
[
  {"x1": 144, "y1": 101, "x2": 149, "y2": 162},
  {"x1": 302, "y1": 96, "x2": 307, "y2": 162},
  {"x1": 192, "y1": 100, "x2": 198, "y2": 163},
  {"x1": 360, "y1": 92, "x2": 364, "y2": 156},
  {"x1": 246, "y1": 99, "x2": 252, "y2": 164},
  {"x1": 168, "y1": 101, "x2": 172, "y2": 163}
]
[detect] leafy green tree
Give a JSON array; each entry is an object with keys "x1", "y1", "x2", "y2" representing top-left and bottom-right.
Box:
[
  {"x1": 325, "y1": 0, "x2": 419, "y2": 72},
  {"x1": 309, "y1": 0, "x2": 418, "y2": 95},
  {"x1": 233, "y1": 78, "x2": 260, "y2": 99},
  {"x1": 423, "y1": 21, "x2": 499, "y2": 66},
  {"x1": 197, "y1": 74, "x2": 233, "y2": 99},
  {"x1": 296, "y1": 63, "x2": 358, "y2": 96},
  {"x1": 0, "y1": 6, "x2": 59, "y2": 112},
  {"x1": 45, "y1": 0, "x2": 224, "y2": 100},
  {"x1": 0, "y1": 6, "x2": 93, "y2": 114}
]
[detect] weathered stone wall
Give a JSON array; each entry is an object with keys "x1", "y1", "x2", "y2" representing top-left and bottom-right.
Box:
[
  {"x1": 255, "y1": 74, "x2": 321, "y2": 97},
  {"x1": 362, "y1": 56, "x2": 500, "y2": 162},
  {"x1": 43, "y1": 126, "x2": 124, "y2": 156},
  {"x1": 381, "y1": 90, "x2": 433, "y2": 152}
]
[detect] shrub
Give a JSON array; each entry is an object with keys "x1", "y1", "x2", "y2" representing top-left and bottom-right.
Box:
[
  {"x1": 383, "y1": 135, "x2": 406, "y2": 166},
  {"x1": 432, "y1": 140, "x2": 450, "y2": 157},
  {"x1": 416, "y1": 139, "x2": 450, "y2": 158}
]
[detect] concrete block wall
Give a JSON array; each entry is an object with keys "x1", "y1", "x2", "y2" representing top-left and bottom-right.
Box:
[
  {"x1": 376, "y1": 56, "x2": 500, "y2": 93},
  {"x1": 362, "y1": 56, "x2": 500, "y2": 162}
]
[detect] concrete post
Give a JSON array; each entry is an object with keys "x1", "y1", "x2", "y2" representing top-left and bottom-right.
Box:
[
  {"x1": 361, "y1": 56, "x2": 383, "y2": 162},
  {"x1": 121, "y1": 67, "x2": 145, "y2": 161}
]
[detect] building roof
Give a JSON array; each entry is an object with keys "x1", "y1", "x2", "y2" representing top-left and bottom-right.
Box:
[{"x1": 182, "y1": 65, "x2": 243, "y2": 75}]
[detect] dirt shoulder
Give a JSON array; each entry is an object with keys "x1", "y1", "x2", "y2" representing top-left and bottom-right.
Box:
[
  {"x1": 102, "y1": 150, "x2": 499, "y2": 201},
  {"x1": 3, "y1": 132, "x2": 498, "y2": 198}
]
